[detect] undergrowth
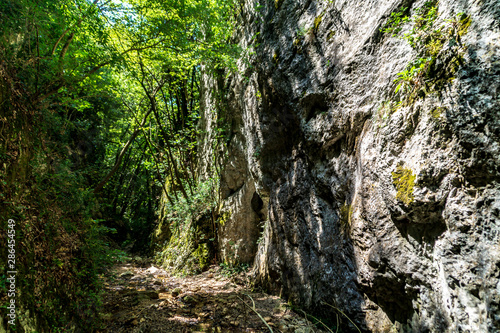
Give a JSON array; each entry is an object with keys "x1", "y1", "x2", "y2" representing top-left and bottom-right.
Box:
[
  {"x1": 0, "y1": 151, "x2": 117, "y2": 332},
  {"x1": 154, "y1": 178, "x2": 219, "y2": 275},
  {"x1": 219, "y1": 262, "x2": 249, "y2": 277},
  {"x1": 0, "y1": 76, "x2": 118, "y2": 331},
  {"x1": 382, "y1": 1, "x2": 471, "y2": 105}
]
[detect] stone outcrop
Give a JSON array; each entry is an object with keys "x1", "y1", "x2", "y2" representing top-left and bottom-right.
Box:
[{"x1": 199, "y1": 0, "x2": 500, "y2": 331}]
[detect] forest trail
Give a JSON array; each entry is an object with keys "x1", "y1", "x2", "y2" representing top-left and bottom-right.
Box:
[{"x1": 98, "y1": 258, "x2": 328, "y2": 333}]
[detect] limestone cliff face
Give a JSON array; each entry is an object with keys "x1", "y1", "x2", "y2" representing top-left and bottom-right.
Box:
[{"x1": 200, "y1": 0, "x2": 500, "y2": 331}]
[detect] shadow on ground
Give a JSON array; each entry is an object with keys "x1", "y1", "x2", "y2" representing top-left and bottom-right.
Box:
[{"x1": 98, "y1": 258, "x2": 329, "y2": 333}]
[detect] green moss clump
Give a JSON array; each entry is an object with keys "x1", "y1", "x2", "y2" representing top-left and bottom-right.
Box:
[
  {"x1": 192, "y1": 243, "x2": 210, "y2": 270},
  {"x1": 327, "y1": 30, "x2": 336, "y2": 41},
  {"x1": 156, "y1": 224, "x2": 197, "y2": 275},
  {"x1": 272, "y1": 52, "x2": 279, "y2": 64},
  {"x1": 458, "y1": 14, "x2": 471, "y2": 36},
  {"x1": 314, "y1": 14, "x2": 323, "y2": 34},
  {"x1": 292, "y1": 38, "x2": 303, "y2": 54},
  {"x1": 392, "y1": 165, "x2": 416, "y2": 205},
  {"x1": 217, "y1": 210, "x2": 231, "y2": 226},
  {"x1": 339, "y1": 203, "x2": 353, "y2": 235},
  {"x1": 426, "y1": 38, "x2": 444, "y2": 58},
  {"x1": 430, "y1": 106, "x2": 445, "y2": 119}
]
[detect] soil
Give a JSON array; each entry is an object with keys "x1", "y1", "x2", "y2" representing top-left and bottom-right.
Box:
[{"x1": 98, "y1": 257, "x2": 330, "y2": 333}]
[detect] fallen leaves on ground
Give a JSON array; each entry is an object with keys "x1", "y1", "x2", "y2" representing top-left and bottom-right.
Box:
[{"x1": 98, "y1": 257, "x2": 329, "y2": 333}]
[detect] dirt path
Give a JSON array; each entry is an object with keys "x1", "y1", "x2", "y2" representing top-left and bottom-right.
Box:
[{"x1": 98, "y1": 257, "x2": 329, "y2": 332}]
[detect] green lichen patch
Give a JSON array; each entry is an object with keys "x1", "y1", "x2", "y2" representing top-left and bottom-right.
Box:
[
  {"x1": 217, "y1": 210, "x2": 231, "y2": 226},
  {"x1": 155, "y1": 217, "x2": 213, "y2": 275},
  {"x1": 314, "y1": 14, "x2": 324, "y2": 34},
  {"x1": 457, "y1": 14, "x2": 472, "y2": 36},
  {"x1": 430, "y1": 106, "x2": 445, "y2": 119},
  {"x1": 392, "y1": 165, "x2": 416, "y2": 205},
  {"x1": 272, "y1": 51, "x2": 279, "y2": 64},
  {"x1": 376, "y1": 100, "x2": 402, "y2": 126},
  {"x1": 339, "y1": 203, "x2": 353, "y2": 235},
  {"x1": 192, "y1": 243, "x2": 210, "y2": 270},
  {"x1": 327, "y1": 30, "x2": 336, "y2": 41}
]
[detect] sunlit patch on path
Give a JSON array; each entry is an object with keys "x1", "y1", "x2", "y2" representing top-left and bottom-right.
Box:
[{"x1": 98, "y1": 258, "x2": 328, "y2": 332}]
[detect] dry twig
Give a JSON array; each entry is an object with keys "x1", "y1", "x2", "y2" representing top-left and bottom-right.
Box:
[{"x1": 237, "y1": 293, "x2": 274, "y2": 333}]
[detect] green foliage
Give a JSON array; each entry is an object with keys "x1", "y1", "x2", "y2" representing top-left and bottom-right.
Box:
[
  {"x1": 0, "y1": 0, "x2": 239, "y2": 329},
  {"x1": 297, "y1": 24, "x2": 311, "y2": 38},
  {"x1": 383, "y1": 1, "x2": 471, "y2": 104},
  {"x1": 0, "y1": 146, "x2": 115, "y2": 331},
  {"x1": 381, "y1": 6, "x2": 410, "y2": 35},
  {"x1": 314, "y1": 14, "x2": 324, "y2": 34},
  {"x1": 392, "y1": 165, "x2": 416, "y2": 205},
  {"x1": 161, "y1": 177, "x2": 219, "y2": 228},
  {"x1": 155, "y1": 178, "x2": 219, "y2": 275},
  {"x1": 219, "y1": 262, "x2": 249, "y2": 277},
  {"x1": 394, "y1": 56, "x2": 431, "y2": 95}
]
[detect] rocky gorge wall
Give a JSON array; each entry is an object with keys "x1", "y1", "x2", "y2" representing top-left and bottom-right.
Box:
[{"x1": 199, "y1": 0, "x2": 500, "y2": 331}]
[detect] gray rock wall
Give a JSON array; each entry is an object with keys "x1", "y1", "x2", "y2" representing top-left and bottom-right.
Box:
[{"x1": 200, "y1": 0, "x2": 500, "y2": 331}]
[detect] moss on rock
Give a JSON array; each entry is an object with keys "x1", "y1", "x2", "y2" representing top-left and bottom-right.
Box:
[
  {"x1": 392, "y1": 165, "x2": 416, "y2": 205},
  {"x1": 272, "y1": 51, "x2": 279, "y2": 64},
  {"x1": 458, "y1": 14, "x2": 472, "y2": 36},
  {"x1": 430, "y1": 106, "x2": 445, "y2": 119},
  {"x1": 327, "y1": 30, "x2": 336, "y2": 41},
  {"x1": 339, "y1": 203, "x2": 353, "y2": 235},
  {"x1": 314, "y1": 14, "x2": 323, "y2": 34}
]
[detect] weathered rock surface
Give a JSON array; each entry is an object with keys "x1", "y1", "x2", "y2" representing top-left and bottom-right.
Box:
[{"x1": 200, "y1": 0, "x2": 500, "y2": 331}]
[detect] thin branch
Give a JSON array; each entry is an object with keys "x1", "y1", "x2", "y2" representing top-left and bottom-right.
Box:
[
  {"x1": 49, "y1": 0, "x2": 99, "y2": 56},
  {"x1": 37, "y1": 37, "x2": 177, "y2": 104},
  {"x1": 93, "y1": 105, "x2": 153, "y2": 193},
  {"x1": 59, "y1": 32, "x2": 75, "y2": 61}
]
